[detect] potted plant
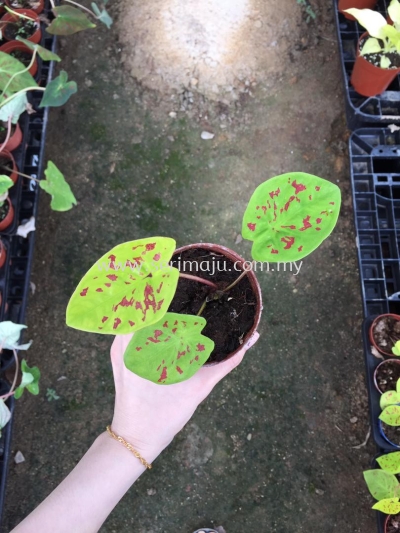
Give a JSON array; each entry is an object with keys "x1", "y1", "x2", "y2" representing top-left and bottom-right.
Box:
[
  {"x1": 375, "y1": 358, "x2": 400, "y2": 394},
  {"x1": 0, "y1": 8, "x2": 41, "y2": 43},
  {"x1": 339, "y1": 0, "x2": 377, "y2": 20},
  {"x1": 0, "y1": 39, "x2": 38, "y2": 76},
  {"x1": 370, "y1": 314, "x2": 400, "y2": 357},
  {"x1": 378, "y1": 378, "x2": 400, "y2": 447},
  {"x1": 66, "y1": 172, "x2": 341, "y2": 384},
  {"x1": 0, "y1": 174, "x2": 15, "y2": 231},
  {"x1": 345, "y1": 2, "x2": 400, "y2": 96},
  {"x1": 364, "y1": 451, "x2": 400, "y2": 531}
]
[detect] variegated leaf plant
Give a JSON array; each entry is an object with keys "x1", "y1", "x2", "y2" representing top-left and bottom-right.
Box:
[
  {"x1": 364, "y1": 452, "x2": 400, "y2": 515},
  {"x1": 67, "y1": 172, "x2": 341, "y2": 385}
]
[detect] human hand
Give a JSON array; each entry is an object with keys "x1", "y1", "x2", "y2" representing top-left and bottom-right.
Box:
[{"x1": 110, "y1": 332, "x2": 259, "y2": 462}]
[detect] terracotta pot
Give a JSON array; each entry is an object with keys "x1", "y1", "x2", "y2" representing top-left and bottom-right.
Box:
[
  {"x1": 0, "y1": 150, "x2": 18, "y2": 184},
  {"x1": 0, "y1": 40, "x2": 38, "y2": 77},
  {"x1": 174, "y1": 243, "x2": 263, "y2": 366},
  {"x1": 351, "y1": 33, "x2": 400, "y2": 97},
  {"x1": 373, "y1": 358, "x2": 400, "y2": 393},
  {"x1": 370, "y1": 314, "x2": 400, "y2": 357},
  {"x1": 0, "y1": 240, "x2": 6, "y2": 269},
  {"x1": 0, "y1": 120, "x2": 23, "y2": 152},
  {"x1": 338, "y1": 0, "x2": 378, "y2": 20},
  {"x1": 1, "y1": 8, "x2": 41, "y2": 43},
  {"x1": 5, "y1": 0, "x2": 44, "y2": 14},
  {"x1": 0, "y1": 197, "x2": 14, "y2": 231}
]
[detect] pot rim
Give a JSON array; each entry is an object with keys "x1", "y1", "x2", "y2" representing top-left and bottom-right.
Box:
[
  {"x1": 370, "y1": 313, "x2": 400, "y2": 357},
  {"x1": 173, "y1": 242, "x2": 263, "y2": 366}
]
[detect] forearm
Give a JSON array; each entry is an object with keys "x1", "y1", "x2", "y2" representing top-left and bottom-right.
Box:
[{"x1": 11, "y1": 432, "x2": 160, "y2": 533}]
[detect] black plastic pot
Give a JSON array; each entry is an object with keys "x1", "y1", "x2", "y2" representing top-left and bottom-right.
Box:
[{"x1": 333, "y1": 0, "x2": 400, "y2": 129}]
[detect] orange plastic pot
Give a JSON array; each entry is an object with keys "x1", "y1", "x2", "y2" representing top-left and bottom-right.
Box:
[
  {"x1": 173, "y1": 243, "x2": 263, "y2": 366},
  {"x1": 0, "y1": 40, "x2": 38, "y2": 76},
  {"x1": 351, "y1": 33, "x2": 400, "y2": 97},
  {"x1": 0, "y1": 240, "x2": 7, "y2": 269},
  {"x1": 369, "y1": 313, "x2": 400, "y2": 357},
  {"x1": 0, "y1": 198, "x2": 14, "y2": 232},
  {"x1": 0, "y1": 121, "x2": 23, "y2": 153},
  {"x1": 5, "y1": 0, "x2": 44, "y2": 14},
  {"x1": 338, "y1": 0, "x2": 378, "y2": 20},
  {"x1": 1, "y1": 8, "x2": 41, "y2": 43},
  {"x1": 0, "y1": 150, "x2": 18, "y2": 184}
]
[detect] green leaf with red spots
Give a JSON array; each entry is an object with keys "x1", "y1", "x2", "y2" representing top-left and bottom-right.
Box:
[
  {"x1": 380, "y1": 405, "x2": 400, "y2": 426},
  {"x1": 372, "y1": 498, "x2": 400, "y2": 514},
  {"x1": 364, "y1": 470, "x2": 399, "y2": 501},
  {"x1": 66, "y1": 237, "x2": 179, "y2": 334},
  {"x1": 377, "y1": 452, "x2": 400, "y2": 474},
  {"x1": 242, "y1": 172, "x2": 341, "y2": 262},
  {"x1": 124, "y1": 313, "x2": 214, "y2": 385},
  {"x1": 381, "y1": 389, "x2": 400, "y2": 410}
]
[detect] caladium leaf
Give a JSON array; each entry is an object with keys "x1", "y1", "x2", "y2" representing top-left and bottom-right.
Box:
[
  {"x1": 124, "y1": 313, "x2": 214, "y2": 384},
  {"x1": 0, "y1": 400, "x2": 11, "y2": 437},
  {"x1": 66, "y1": 237, "x2": 180, "y2": 334},
  {"x1": 361, "y1": 37, "x2": 382, "y2": 56},
  {"x1": 0, "y1": 321, "x2": 31, "y2": 350},
  {"x1": 377, "y1": 452, "x2": 400, "y2": 474},
  {"x1": 381, "y1": 390, "x2": 400, "y2": 409},
  {"x1": 40, "y1": 161, "x2": 77, "y2": 211},
  {"x1": 242, "y1": 173, "x2": 341, "y2": 262},
  {"x1": 381, "y1": 56, "x2": 392, "y2": 69},
  {"x1": 0, "y1": 52, "x2": 37, "y2": 96},
  {"x1": 393, "y1": 341, "x2": 400, "y2": 356},
  {"x1": 91, "y1": 2, "x2": 112, "y2": 28},
  {"x1": 14, "y1": 359, "x2": 40, "y2": 399},
  {"x1": 16, "y1": 37, "x2": 61, "y2": 62},
  {"x1": 380, "y1": 405, "x2": 400, "y2": 426},
  {"x1": 344, "y1": 9, "x2": 387, "y2": 39},
  {"x1": 0, "y1": 176, "x2": 13, "y2": 196},
  {"x1": 373, "y1": 498, "x2": 400, "y2": 514},
  {"x1": 46, "y1": 6, "x2": 96, "y2": 35},
  {"x1": 40, "y1": 71, "x2": 77, "y2": 108},
  {"x1": 0, "y1": 92, "x2": 28, "y2": 123},
  {"x1": 389, "y1": 0, "x2": 400, "y2": 26},
  {"x1": 364, "y1": 470, "x2": 399, "y2": 500}
]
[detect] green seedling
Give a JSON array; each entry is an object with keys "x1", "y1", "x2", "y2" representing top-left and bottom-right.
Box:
[
  {"x1": 67, "y1": 172, "x2": 341, "y2": 385},
  {"x1": 0, "y1": 321, "x2": 40, "y2": 436},
  {"x1": 296, "y1": 0, "x2": 316, "y2": 23},
  {"x1": 393, "y1": 340, "x2": 400, "y2": 356},
  {"x1": 346, "y1": 0, "x2": 400, "y2": 68},
  {"x1": 46, "y1": 388, "x2": 60, "y2": 401},
  {"x1": 364, "y1": 452, "x2": 400, "y2": 514}
]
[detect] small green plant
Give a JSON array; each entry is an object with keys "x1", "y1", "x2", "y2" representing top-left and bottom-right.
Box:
[
  {"x1": 46, "y1": 388, "x2": 60, "y2": 401},
  {"x1": 66, "y1": 172, "x2": 341, "y2": 385},
  {"x1": 393, "y1": 340, "x2": 400, "y2": 356},
  {"x1": 296, "y1": 0, "x2": 316, "y2": 23},
  {"x1": 0, "y1": 321, "x2": 40, "y2": 436},
  {"x1": 364, "y1": 452, "x2": 400, "y2": 514},
  {"x1": 346, "y1": 0, "x2": 400, "y2": 69}
]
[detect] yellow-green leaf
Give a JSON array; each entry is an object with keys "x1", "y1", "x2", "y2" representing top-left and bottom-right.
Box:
[{"x1": 344, "y1": 8, "x2": 387, "y2": 39}]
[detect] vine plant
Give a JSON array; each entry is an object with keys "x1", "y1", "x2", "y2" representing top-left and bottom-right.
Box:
[{"x1": 67, "y1": 172, "x2": 341, "y2": 385}]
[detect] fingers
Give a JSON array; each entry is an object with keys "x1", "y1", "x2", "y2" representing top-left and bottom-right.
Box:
[{"x1": 110, "y1": 334, "x2": 133, "y2": 364}]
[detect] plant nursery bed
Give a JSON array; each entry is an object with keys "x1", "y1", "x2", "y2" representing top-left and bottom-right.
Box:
[
  {"x1": 334, "y1": 0, "x2": 400, "y2": 129},
  {"x1": 350, "y1": 128, "x2": 400, "y2": 316}
]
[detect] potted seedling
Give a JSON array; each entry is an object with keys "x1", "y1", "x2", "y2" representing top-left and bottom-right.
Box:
[
  {"x1": 375, "y1": 358, "x2": 400, "y2": 394},
  {"x1": 0, "y1": 321, "x2": 40, "y2": 437},
  {"x1": 370, "y1": 314, "x2": 400, "y2": 357},
  {"x1": 0, "y1": 174, "x2": 15, "y2": 231},
  {"x1": 345, "y1": 1, "x2": 400, "y2": 96},
  {"x1": 0, "y1": 39, "x2": 38, "y2": 76},
  {"x1": 364, "y1": 451, "x2": 400, "y2": 531},
  {"x1": 66, "y1": 172, "x2": 341, "y2": 384},
  {"x1": 339, "y1": 0, "x2": 377, "y2": 20},
  {"x1": 378, "y1": 377, "x2": 400, "y2": 447},
  {"x1": 0, "y1": 8, "x2": 41, "y2": 43}
]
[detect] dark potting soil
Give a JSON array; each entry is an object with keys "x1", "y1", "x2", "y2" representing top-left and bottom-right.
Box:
[
  {"x1": 169, "y1": 249, "x2": 257, "y2": 363},
  {"x1": 373, "y1": 316, "x2": 400, "y2": 353},
  {"x1": 4, "y1": 19, "x2": 37, "y2": 41},
  {"x1": 381, "y1": 422, "x2": 400, "y2": 447},
  {"x1": 376, "y1": 360, "x2": 400, "y2": 393},
  {"x1": 360, "y1": 37, "x2": 400, "y2": 69},
  {"x1": 0, "y1": 200, "x2": 10, "y2": 223},
  {"x1": 9, "y1": 50, "x2": 32, "y2": 67},
  {"x1": 387, "y1": 513, "x2": 400, "y2": 533}
]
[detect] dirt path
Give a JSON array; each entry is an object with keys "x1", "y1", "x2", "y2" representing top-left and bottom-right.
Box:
[{"x1": 3, "y1": 1, "x2": 374, "y2": 532}]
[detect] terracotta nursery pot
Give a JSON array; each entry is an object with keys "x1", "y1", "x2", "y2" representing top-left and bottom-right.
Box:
[
  {"x1": 0, "y1": 40, "x2": 38, "y2": 77},
  {"x1": 5, "y1": 0, "x2": 44, "y2": 14},
  {"x1": 351, "y1": 33, "x2": 400, "y2": 97},
  {"x1": 173, "y1": 243, "x2": 262, "y2": 366},
  {"x1": 0, "y1": 197, "x2": 14, "y2": 232},
  {"x1": 0, "y1": 240, "x2": 7, "y2": 269},
  {"x1": 338, "y1": 0, "x2": 378, "y2": 20},
  {"x1": 370, "y1": 314, "x2": 400, "y2": 357},
  {"x1": 373, "y1": 358, "x2": 400, "y2": 394},
  {"x1": 1, "y1": 8, "x2": 41, "y2": 43},
  {"x1": 0, "y1": 150, "x2": 18, "y2": 184},
  {"x1": 0, "y1": 120, "x2": 23, "y2": 152}
]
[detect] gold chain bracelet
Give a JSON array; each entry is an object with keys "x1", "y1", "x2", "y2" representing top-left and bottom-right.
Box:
[{"x1": 106, "y1": 426, "x2": 152, "y2": 470}]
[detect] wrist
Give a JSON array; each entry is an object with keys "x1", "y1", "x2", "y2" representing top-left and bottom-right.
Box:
[{"x1": 108, "y1": 420, "x2": 166, "y2": 464}]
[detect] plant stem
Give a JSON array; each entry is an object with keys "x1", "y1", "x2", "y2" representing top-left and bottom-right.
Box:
[
  {"x1": 196, "y1": 298, "x2": 207, "y2": 317},
  {"x1": 0, "y1": 116, "x2": 12, "y2": 154},
  {"x1": 4, "y1": 5, "x2": 36, "y2": 21},
  {"x1": 222, "y1": 262, "x2": 254, "y2": 293},
  {"x1": 0, "y1": 164, "x2": 39, "y2": 182},
  {"x1": 0, "y1": 85, "x2": 44, "y2": 110},
  {"x1": 0, "y1": 349, "x2": 19, "y2": 400},
  {"x1": 179, "y1": 272, "x2": 218, "y2": 289},
  {"x1": 62, "y1": 0, "x2": 97, "y2": 18},
  {"x1": 1, "y1": 49, "x2": 37, "y2": 102},
  {"x1": 49, "y1": 0, "x2": 55, "y2": 7}
]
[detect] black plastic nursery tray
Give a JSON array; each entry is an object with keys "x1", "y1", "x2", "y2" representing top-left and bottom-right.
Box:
[
  {"x1": 334, "y1": 0, "x2": 400, "y2": 129},
  {"x1": 350, "y1": 128, "x2": 400, "y2": 316}
]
